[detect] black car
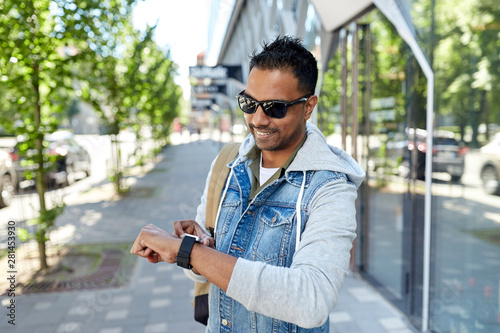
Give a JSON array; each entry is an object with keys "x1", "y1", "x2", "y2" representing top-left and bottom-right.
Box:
[
  {"x1": 9, "y1": 131, "x2": 91, "y2": 189},
  {"x1": 0, "y1": 149, "x2": 17, "y2": 207},
  {"x1": 407, "y1": 129, "x2": 467, "y2": 181}
]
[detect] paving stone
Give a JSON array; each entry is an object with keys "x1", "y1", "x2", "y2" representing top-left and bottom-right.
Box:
[
  {"x1": 388, "y1": 329, "x2": 415, "y2": 333},
  {"x1": 330, "y1": 311, "x2": 353, "y2": 323},
  {"x1": 379, "y1": 317, "x2": 409, "y2": 330},
  {"x1": 348, "y1": 287, "x2": 383, "y2": 302},
  {"x1": 149, "y1": 298, "x2": 171, "y2": 308},
  {"x1": 112, "y1": 295, "x2": 133, "y2": 305},
  {"x1": 136, "y1": 276, "x2": 156, "y2": 285},
  {"x1": 152, "y1": 285, "x2": 172, "y2": 294},
  {"x1": 144, "y1": 322, "x2": 168, "y2": 333},
  {"x1": 105, "y1": 309, "x2": 129, "y2": 321},
  {"x1": 99, "y1": 328, "x2": 123, "y2": 333},
  {"x1": 33, "y1": 301, "x2": 53, "y2": 310},
  {"x1": 57, "y1": 321, "x2": 83, "y2": 333}
]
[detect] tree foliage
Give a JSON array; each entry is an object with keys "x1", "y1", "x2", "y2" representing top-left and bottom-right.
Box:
[
  {"x1": 318, "y1": 1, "x2": 500, "y2": 147},
  {"x1": 0, "y1": 0, "x2": 181, "y2": 268},
  {"x1": 431, "y1": 0, "x2": 500, "y2": 145},
  {"x1": 78, "y1": 22, "x2": 182, "y2": 191}
]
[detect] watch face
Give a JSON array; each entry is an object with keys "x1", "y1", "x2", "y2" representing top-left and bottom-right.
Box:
[{"x1": 183, "y1": 233, "x2": 201, "y2": 243}]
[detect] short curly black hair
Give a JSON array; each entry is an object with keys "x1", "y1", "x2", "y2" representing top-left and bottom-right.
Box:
[{"x1": 249, "y1": 35, "x2": 318, "y2": 95}]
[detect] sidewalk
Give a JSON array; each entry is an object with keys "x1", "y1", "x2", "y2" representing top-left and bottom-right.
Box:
[{"x1": 1, "y1": 139, "x2": 417, "y2": 333}]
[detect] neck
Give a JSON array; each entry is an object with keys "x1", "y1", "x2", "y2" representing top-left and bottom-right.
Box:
[{"x1": 261, "y1": 150, "x2": 289, "y2": 168}]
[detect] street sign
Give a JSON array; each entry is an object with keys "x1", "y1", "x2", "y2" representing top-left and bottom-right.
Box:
[
  {"x1": 191, "y1": 98, "x2": 216, "y2": 111},
  {"x1": 189, "y1": 65, "x2": 243, "y2": 81},
  {"x1": 192, "y1": 84, "x2": 227, "y2": 95}
]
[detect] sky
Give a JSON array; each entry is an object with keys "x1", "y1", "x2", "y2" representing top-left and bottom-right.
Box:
[{"x1": 132, "y1": 0, "x2": 210, "y2": 99}]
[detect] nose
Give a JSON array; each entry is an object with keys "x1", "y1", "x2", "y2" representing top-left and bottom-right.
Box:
[{"x1": 251, "y1": 105, "x2": 271, "y2": 127}]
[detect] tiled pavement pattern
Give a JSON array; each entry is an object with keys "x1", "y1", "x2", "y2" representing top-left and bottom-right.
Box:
[
  {"x1": 0, "y1": 138, "x2": 417, "y2": 333},
  {"x1": 330, "y1": 275, "x2": 417, "y2": 333}
]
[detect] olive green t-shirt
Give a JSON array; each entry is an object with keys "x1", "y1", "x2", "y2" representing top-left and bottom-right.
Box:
[{"x1": 246, "y1": 134, "x2": 307, "y2": 202}]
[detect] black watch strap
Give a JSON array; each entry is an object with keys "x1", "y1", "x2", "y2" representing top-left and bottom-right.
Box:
[{"x1": 176, "y1": 235, "x2": 197, "y2": 269}]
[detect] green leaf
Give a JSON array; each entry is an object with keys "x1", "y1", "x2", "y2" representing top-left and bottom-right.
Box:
[{"x1": 17, "y1": 228, "x2": 31, "y2": 242}]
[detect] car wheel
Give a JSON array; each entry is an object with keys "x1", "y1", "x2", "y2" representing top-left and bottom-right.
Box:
[
  {"x1": 0, "y1": 174, "x2": 15, "y2": 208},
  {"x1": 481, "y1": 165, "x2": 500, "y2": 195}
]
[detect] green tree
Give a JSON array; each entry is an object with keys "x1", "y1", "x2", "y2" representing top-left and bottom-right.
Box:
[
  {"x1": 432, "y1": 0, "x2": 500, "y2": 145},
  {"x1": 79, "y1": 23, "x2": 181, "y2": 191},
  {"x1": 0, "y1": 0, "x2": 137, "y2": 270},
  {"x1": 120, "y1": 26, "x2": 181, "y2": 161}
]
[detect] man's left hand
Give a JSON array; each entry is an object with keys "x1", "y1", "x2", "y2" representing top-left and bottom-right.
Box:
[{"x1": 130, "y1": 224, "x2": 181, "y2": 264}]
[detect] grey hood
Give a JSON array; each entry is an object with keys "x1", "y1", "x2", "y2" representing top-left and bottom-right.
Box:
[{"x1": 238, "y1": 122, "x2": 365, "y2": 188}]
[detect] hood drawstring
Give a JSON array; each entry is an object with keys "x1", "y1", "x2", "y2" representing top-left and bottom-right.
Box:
[{"x1": 295, "y1": 171, "x2": 306, "y2": 252}]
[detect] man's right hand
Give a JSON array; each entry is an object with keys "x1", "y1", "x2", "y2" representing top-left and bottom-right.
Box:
[{"x1": 173, "y1": 219, "x2": 215, "y2": 248}]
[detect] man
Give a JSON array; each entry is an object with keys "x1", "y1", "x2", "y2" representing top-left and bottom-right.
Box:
[{"x1": 131, "y1": 35, "x2": 365, "y2": 332}]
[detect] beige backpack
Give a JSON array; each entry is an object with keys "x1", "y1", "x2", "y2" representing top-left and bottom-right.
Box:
[{"x1": 193, "y1": 142, "x2": 241, "y2": 325}]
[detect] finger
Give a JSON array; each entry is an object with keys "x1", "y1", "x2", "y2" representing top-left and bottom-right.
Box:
[
  {"x1": 173, "y1": 220, "x2": 187, "y2": 236},
  {"x1": 201, "y1": 236, "x2": 215, "y2": 248},
  {"x1": 143, "y1": 247, "x2": 153, "y2": 257},
  {"x1": 147, "y1": 253, "x2": 160, "y2": 263},
  {"x1": 173, "y1": 220, "x2": 196, "y2": 236},
  {"x1": 130, "y1": 238, "x2": 145, "y2": 255}
]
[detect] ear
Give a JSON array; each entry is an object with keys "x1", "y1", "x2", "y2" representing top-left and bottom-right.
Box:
[{"x1": 303, "y1": 95, "x2": 318, "y2": 121}]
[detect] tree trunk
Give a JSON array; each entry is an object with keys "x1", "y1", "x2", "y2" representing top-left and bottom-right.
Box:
[
  {"x1": 33, "y1": 62, "x2": 49, "y2": 270},
  {"x1": 38, "y1": 240, "x2": 48, "y2": 271},
  {"x1": 110, "y1": 134, "x2": 122, "y2": 193},
  {"x1": 480, "y1": 90, "x2": 489, "y2": 141}
]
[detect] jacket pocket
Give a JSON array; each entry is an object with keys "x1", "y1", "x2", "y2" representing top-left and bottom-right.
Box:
[
  {"x1": 217, "y1": 200, "x2": 240, "y2": 235},
  {"x1": 253, "y1": 206, "x2": 295, "y2": 265}
]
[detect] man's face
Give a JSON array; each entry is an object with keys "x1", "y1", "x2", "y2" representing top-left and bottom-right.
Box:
[{"x1": 243, "y1": 68, "x2": 317, "y2": 153}]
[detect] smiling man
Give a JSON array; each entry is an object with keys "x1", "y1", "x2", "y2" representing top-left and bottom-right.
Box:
[{"x1": 131, "y1": 36, "x2": 365, "y2": 332}]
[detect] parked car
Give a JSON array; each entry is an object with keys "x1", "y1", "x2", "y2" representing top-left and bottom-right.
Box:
[
  {"x1": 479, "y1": 133, "x2": 500, "y2": 195},
  {"x1": 369, "y1": 128, "x2": 467, "y2": 181},
  {"x1": 0, "y1": 149, "x2": 17, "y2": 208},
  {"x1": 8, "y1": 130, "x2": 91, "y2": 189},
  {"x1": 430, "y1": 130, "x2": 468, "y2": 181}
]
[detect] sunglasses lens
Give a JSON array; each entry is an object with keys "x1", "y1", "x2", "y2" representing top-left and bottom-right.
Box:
[
  {"x1": 238, "y1": 96, "x2": 257, "y2": 114},
  {"x1": 262, "y1": 101, "x2": 286, "y2": 119}
]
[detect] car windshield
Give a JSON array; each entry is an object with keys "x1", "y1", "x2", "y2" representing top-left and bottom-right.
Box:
[{"x1": 434, "y1": 137, "x2": 458, "y2": 145}]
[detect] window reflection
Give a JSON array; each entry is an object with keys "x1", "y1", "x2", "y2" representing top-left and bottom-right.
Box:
[
  {"x1": 316, "y1": 1, "x2": 500, "y2": 330},
  {"x1": 412, "y1": 0, "x2": 500, "y2": 331}
]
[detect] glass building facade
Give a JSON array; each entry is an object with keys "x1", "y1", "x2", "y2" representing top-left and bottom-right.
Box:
[{"x1": 213, "y1": 0, "x2": 500, "y2": 331}]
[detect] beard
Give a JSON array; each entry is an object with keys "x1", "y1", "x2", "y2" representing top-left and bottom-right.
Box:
[{"x1": 249, "y1": 123, "x2": 305, "y2": 152}]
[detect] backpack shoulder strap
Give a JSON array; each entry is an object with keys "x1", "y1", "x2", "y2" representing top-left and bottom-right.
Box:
[{"x1": 205, "y1": 142, "x2": 241, "y2": 232}]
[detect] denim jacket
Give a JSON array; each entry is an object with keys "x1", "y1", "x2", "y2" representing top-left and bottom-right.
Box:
[{"x1": 188, "y1": 123, "x2": 365, "y2": 332}]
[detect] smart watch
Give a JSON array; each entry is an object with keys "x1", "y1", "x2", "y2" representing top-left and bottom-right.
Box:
[{"x1": 176, "y1": 234, "x2": 200, "y2": 269}]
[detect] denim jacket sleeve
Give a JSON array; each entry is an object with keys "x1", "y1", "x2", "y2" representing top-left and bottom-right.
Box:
[{"x1": 225, "y1": 176, "x2": 358, "y2": 328}]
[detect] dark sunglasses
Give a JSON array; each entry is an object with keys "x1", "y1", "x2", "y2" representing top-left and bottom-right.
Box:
[{"x1": 236, "y1": 90, "x2": 311, "y2": 119}]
